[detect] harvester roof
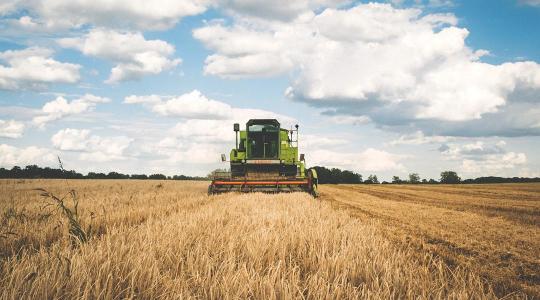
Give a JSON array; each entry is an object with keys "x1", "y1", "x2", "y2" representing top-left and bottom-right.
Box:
[{"x1": 246, "y1": 119, "x2": 280, "y2": 127}]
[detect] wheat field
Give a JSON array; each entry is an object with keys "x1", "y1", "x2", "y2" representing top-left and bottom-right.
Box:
[{"x1": 0, "y1": 180, "x2": 538, "y2": 299}]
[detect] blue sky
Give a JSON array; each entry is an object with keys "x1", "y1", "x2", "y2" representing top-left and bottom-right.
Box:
[{"x1": 0, "y1": 0, "x2": 539, "y2": 181}]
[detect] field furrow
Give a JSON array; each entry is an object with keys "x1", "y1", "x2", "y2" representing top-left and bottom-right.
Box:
[{"x1": 319, "y1": 184, "x2": 540, "y2": 298}]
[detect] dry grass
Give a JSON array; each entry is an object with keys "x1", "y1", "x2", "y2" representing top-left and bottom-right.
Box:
[
  {"x1": 0, "y1": 179, "x2": 502, "y2": 299},
  {"x1": 320, "y1": 183, "x2": 540, "y2": 298}
]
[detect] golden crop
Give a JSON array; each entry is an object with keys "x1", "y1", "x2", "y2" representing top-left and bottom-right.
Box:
[{"x1": 1, "y1": 179, "x2": 538, "y2": 299}]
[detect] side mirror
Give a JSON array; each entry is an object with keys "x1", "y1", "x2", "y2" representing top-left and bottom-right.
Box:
[
  {"x1": 221, "y1": 154, "x2": 226, "y2": 162},
  {"x1": 233, "y1": 123, "x2": 240, "y2": 132},
  {"x1": 300, "y1": 154, "x2": 305, "y2": 161}
]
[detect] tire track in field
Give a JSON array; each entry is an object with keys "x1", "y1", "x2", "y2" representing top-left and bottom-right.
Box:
[
  {"x1": 338, "y1": 185, "x2": 540, "y2": 226},
  {"x1": 319, "y1": 184, "x2": 540, "y2": 298}
]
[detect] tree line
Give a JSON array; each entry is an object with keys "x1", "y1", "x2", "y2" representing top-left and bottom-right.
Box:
[
  {"x1": 312, "y1": 167, "x2": 540, "y2": 185},
  {"x1": 0, "y1": 165, "x2": 207, "y2": 180},
  {"x1": 1, "y1": 165, "x2": 539, "y2": 184}
]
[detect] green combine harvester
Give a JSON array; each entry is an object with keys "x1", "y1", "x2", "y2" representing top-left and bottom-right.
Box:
[{"x1": 208, "y1": 119, "x2": 318, "y2": 197}]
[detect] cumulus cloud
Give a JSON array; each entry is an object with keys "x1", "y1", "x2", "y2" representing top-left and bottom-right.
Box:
[
  {"x1": 125, "y1": 90, "x2": 295, "y2": 124},
  {"x1": 220, "y1": 0, "x2": 349, "y2": 21},
  {"x1": 0, "y1": 144, "x2": 56, "y2": 167},
  {"x1": 33, "y1": 94, "x2": 111, "y2": 128},
  {"x1": 52, "y1": 128, "x2": 133, "y2": 162},
  {"x1": 59, "y1": 28, "x2": 181, "y2": 83},
  {"x1": 441, "y1": 141, "x2": 507, "y2": 158},
  {"x1": 0, "y1": 47, "x2": 80, "y2": 90},
  {"x1": 127, "y1": 90, "x2": 232, "y2": 119},
  {"x1": 390, "y1": 131, "x2": 453, "y2": 145},
  {"x1": 194, "y1": 3, "x2": 540, "y2": 137},
  {"x1": 323, "y1": 115, "x2": 371, "y2": 126},
  {"x1": 3, "y1": 0, "x2": 210, "y2": 31},
  {"x1": 440, "y1": 141, "x2": 527, "y2": 174},
  {"x1": 461, "y1": 152, "x2": 527, "y2": 174},
  {"x1": 310, "y1": 148, "x2": 405, "y2": 172},
  {"x1": 0, "y1": 120, "x2": 25, "y2": 138},
  {"x1": 302, "y1": 134, "x2": 348, "y2": 150}
]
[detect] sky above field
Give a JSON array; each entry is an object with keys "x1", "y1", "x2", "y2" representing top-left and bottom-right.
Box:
[{"x1": 1, "y1": 0, "x2": 540, "y2": 180}]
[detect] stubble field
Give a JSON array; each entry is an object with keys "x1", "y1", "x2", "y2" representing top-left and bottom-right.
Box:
[{"x1": 0, "y1": 179, "x2": 538, "y2": 299}]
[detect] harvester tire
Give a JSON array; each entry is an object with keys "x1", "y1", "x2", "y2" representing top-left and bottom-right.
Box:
[{"x1": 207, "y1": 185, "x2": 214, "y2": 196}]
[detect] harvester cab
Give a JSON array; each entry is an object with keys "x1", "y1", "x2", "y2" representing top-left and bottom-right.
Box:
[{"x1": 208, "y1": 119, "x2": 318, "y2": 197}]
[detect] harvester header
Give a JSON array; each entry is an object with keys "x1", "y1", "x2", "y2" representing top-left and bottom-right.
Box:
[{"x1": 208, "y1": 119, "x2": 318, "y2": 196}]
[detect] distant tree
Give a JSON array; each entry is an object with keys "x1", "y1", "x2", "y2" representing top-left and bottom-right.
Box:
[
  {"x1": 365, "y1": 174, "x2": 379, "y2": 184},
  {"x1": 130, "y1": 174, "x2": 148, "y2": 180},
  {"x1": 312, "y1": 166, "x2": 362, "y2": 184},
  {"x1": 421, "y1": 179, "x2": 428, "y2": 183},
  {"x1": 392, "y1": 176, "x2": 403, "y2": 184},
  {"x1": 313, "y1": 166, "x2": 333, "y2": 184},
  {"x1": 428, "y1": 179, "x2": 438, "y2": 184},
  {"x1": 172, "y1": 174, "x2": 207, "y2": 180},
  {"x1": 340, "y1": 170, "x2": 362, "y2": 184},
  {"x1": 0, "y1": 168, "x2": 8, "y2": 178},
  {"x1": 11, "y1": 166, "x2": 22, "y2": 178},
  {"x1": 107, "y1": 172, "x2": 129, "y2": 179},
  {"x1": 408, "y1": 173, "x2": 420, "y2": 184},
  {"x1": 87, "y1": 172, "x2": 107, "y2": 179},
  {"x1": 149, "y1": 174, "x2": 167, "y2": 180},
  {"x1": 330, "y1": 168, "x2": 342, "y2": 184},
  {"x1": 461, "y1": 176, "x2": 540, "y2": 184},
  {"x1": 440, "y1": 171, "x2": 461, "y2": 184}
]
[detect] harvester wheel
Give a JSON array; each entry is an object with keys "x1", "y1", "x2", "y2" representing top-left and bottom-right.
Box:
[{"x1": 207, "y1": 185, "x2": 214, "y2": 196}]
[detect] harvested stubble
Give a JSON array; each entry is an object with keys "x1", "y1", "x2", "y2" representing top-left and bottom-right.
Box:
[
  {"x1": 320, "y1": 183, "x2": 540, "y2": 298},
  {"x1": 1, "y1": 180, "x2": 494, "y2": 299}
]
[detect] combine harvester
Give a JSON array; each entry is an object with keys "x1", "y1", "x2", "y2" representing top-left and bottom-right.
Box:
[{"x1": 208, "y1": 119, "x2": 318, "y2": 197}]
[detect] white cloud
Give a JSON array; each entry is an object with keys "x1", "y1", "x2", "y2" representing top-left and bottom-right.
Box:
[
  {"x1": 194, "y1": 3, "x2": 540, "y2": 136},
  {"x1": 59, "y1": 28, "x2": 181, "y2": 83},
  {"x1": 0, "y1": 0, "x2": 21, "y2": 15},
  {"x1": 461, "y1": 152, "x2": 527, "y2": 174},
  {"x1": 0, "y1": 120, "x2": 25, "y2": 138},
  {"x1": 52, "y1": 128, "x2": 133, "y2": 162},
  {"x1": 154, "y1": 142, "x2": 225, "y2": 164},
  {"x1": 390, "y1": 131, "x2": 452, "y2": 145},
  {"x1": 0, "y1": 144, "x2": 56, "y2": 167},
  {"x1": 0, "y1": 47, "x2": 80, "y2": 90},
  {"x1": 51, "y1": 128, "x2": 91, "y2": 151},
  {"x1": 125, "y1": 90, "x2": 232, "y2": 119},
  {"x1": 310, "y1": 148, "x2": 405, "y2": 172},
  {"x1": 169, "y1": 119, "x2": 233, "y2": 143},
  {"x1": 323, "y1": 115, "x2": 371, "y2": 125},
  {"x1": 302, "y1": 134, "x2": 348, "y2": 150},
  {"x1": 3, "y1": 0, "x2": 210, "y2": 31},
  {"x1": 125, "y1": 89, "x2": 296, "y2": 124},
  {"x1": 33, "y1": 94, "x2": 111, "y2": 128},
  {"x1": 193, "y1": 24, "x2": 294, "y2": 78},
  {"x1": 124, "y1": 94, "x2": 163, "y2": 105},
  {"x1": 441, "y1": 141, "x2": 507, "y2": 158},
  {"x1": 220, "y1": 0, "x2": 350, "y2": 21},
  {"x1": 440, "y1": 141, "x2": 527, "y2": 175},
  {"x1": 152, "y1": 90, "x2": 233, "y2": 119}
]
